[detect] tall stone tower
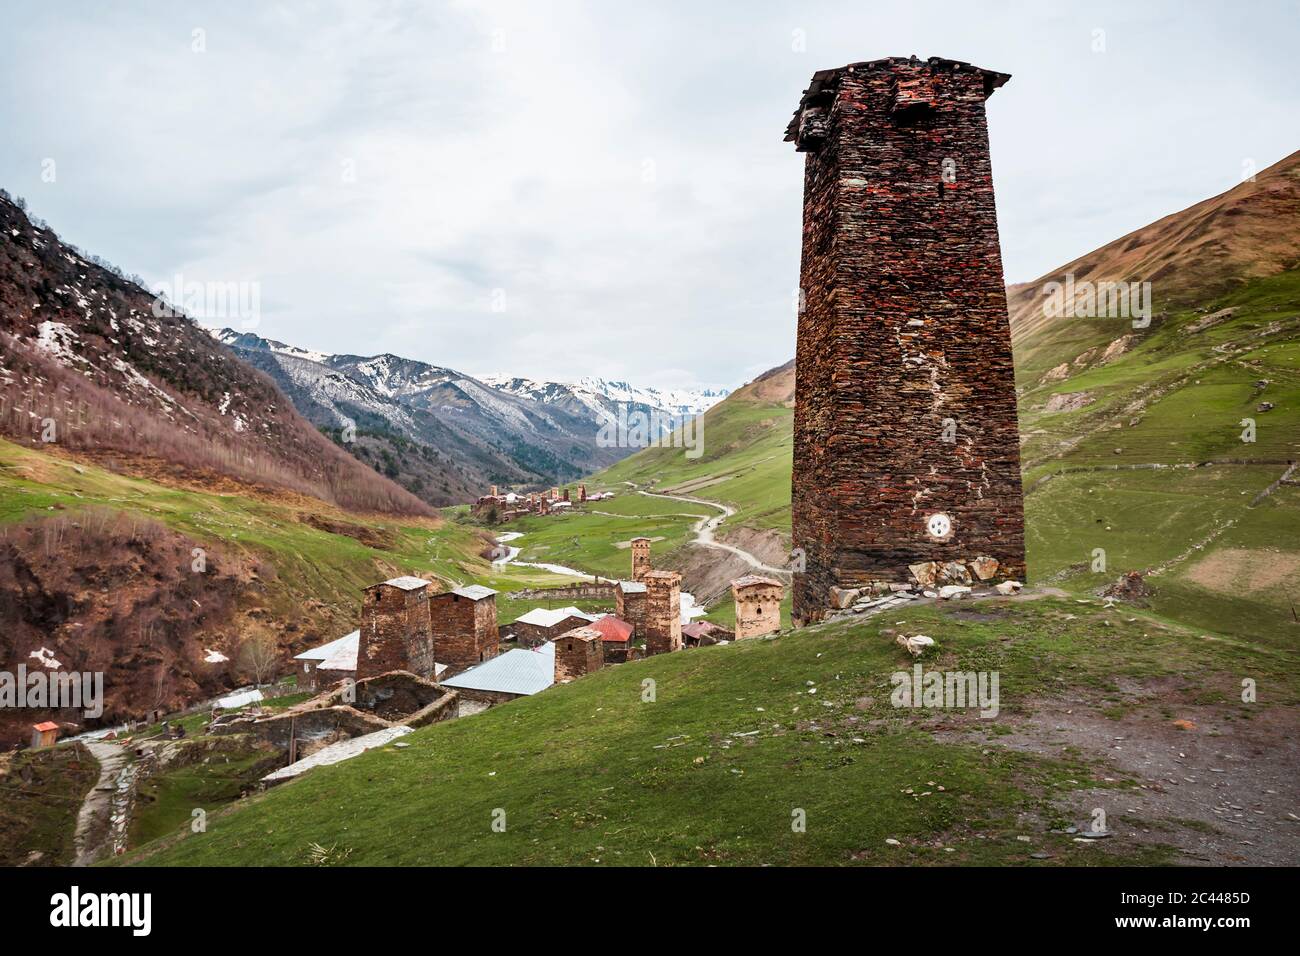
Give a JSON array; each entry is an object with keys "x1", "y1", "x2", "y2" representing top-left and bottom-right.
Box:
[
  {"x1": 359, "y1": 577, "x2": 434, "y2": 679},
  {"x1": 785, "y1": 56, "x2": 1026, "y2": 626},
  {"x1": 642, "y1": 570, "x2": 682, "y2": 656},
  {"x1": 630, "y1": 537, "x2": 651, "y2": 582}
]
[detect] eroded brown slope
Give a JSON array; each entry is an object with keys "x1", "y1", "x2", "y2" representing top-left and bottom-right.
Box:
[
  {"x1": 1008, "y1": 150, "x2": 1300, "y2": 375},
  {"x1": 0, "y1": 193, "x2": 431, "y2": 516}
]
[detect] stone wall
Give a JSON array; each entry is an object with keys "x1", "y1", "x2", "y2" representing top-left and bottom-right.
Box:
[
  {"x1": 554, "y1": 627, "x2": 604, "y2": 681},
  {"x1": 429, "y1": 592, "x2": 499, "y2": 672},
  {"x1": 359, "y1": 582, "x2": 434, "y2": 679},
  {"x1": 787, "y1": 57, "x2": 1026, "y2": 625},
  {"x1": 643, "y1": 570, "x2": 682, "y2": 656},
  {"x1": 506, "y1": 583, "x2": 617, "y2": 602}
]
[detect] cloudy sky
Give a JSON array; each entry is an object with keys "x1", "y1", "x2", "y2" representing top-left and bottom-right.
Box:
[{"x1": 2, "y1": 1, "x2": 1297, "y2": 391}]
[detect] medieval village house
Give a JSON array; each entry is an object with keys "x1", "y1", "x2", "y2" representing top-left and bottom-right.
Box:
[
  {"x1": 588, "y1": 614, "x2": 635, "y2": 662},
  {"x1": 507, "y1": 606, "x2": 598, "y2": 648},
  {"x1": 554, "y1": 626, "x2": 605, "y2": 681},
  {"x1": 293, "y1": 629, "x2": 360, "y2": 692},
  {"x1": 614, "y1": 580, "x2": 648, "y2": 639}
]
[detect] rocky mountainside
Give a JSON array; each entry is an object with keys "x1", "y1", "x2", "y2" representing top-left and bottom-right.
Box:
[
  {"x1": 0, "y1": 192, "x2": 430, "y2": 515},
  {"x1": 213, "y1": 329, "x2": 728, "y2": 504}
]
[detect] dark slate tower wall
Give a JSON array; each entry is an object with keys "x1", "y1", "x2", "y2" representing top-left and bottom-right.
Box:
[{"x1": 788, "y1": 58, "x2": 1026, "y2": 625}]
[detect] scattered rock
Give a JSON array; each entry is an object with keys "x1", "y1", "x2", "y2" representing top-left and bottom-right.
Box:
[
  {"x1": 895, "y1": 634, "x2": 936, "y2": 657},
  {"x1": 994, "y1": 580, "x2": 1023, "y2": 595},
  {"x1": 1043, "y1": 391, "x2": 1095, "y2": 413},
  {"x1": 908, "y1": 561, "x2": 939, "y2": 587},
  {"x1": 938, "y1": 561, "x2": 971, "y2": 585},
  {"x1": 829, "y1": 586, "x2": 861, "y2": 609},
  {"x1": 1102, "y1": 570, "x2": 1154, "y2": 606},
  {"x1": 1100, "y1": 334, "x2": 1135, "y2": 363},
  {"x1": 937, "y1": 585, "x2": 971, "y2": 600},
  {"x1": 968, "y1": 556, "x2": 1000, "y2": 581},
  {"x1": 1041, "y1": 362, "x2": 1070, "y2": 384}
]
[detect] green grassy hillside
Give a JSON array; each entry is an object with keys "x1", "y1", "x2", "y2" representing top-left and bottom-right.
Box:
[
  {"x1": 1020, "y1": 268, "x2": 1300, "y2": 640},
  {"x1": 0, "y1": 438, "x2": 587, "y2": 648},
  {"x1": 122, "y1": 592, "x2": 1297, "y2": 866}
]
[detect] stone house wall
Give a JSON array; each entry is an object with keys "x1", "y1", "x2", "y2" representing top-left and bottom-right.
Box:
[{"x1": 359, "y1": 582, "x2": 434, "y2": 680}]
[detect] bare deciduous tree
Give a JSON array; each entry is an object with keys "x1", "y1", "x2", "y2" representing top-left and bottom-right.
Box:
[{"x1": 237, "y1": 632, "x2": 280, "y2": 687}]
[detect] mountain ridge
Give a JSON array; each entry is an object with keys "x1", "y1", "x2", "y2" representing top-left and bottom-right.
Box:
[
  {"x1": 0, "y1": 192, "x2": 430, "y2": 516},
  {"x1": 211, "y1": 327, "x2": 729, "y2": 504}
]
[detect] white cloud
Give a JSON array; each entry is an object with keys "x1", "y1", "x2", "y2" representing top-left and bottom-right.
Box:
[{"x1": 2, "y1": 0, "x2": 1297, "y2": 390}]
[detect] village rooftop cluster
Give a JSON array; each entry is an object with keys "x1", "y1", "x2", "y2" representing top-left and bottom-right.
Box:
[{"x1": 472, "y1": 482, "x2": 613, "y2": 523}]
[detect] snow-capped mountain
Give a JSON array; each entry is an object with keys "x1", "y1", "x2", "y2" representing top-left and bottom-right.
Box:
[
  {"x1": 208, "y1": 329, "x2": 724, "y2": 503},
  {"x1": 480, "y1": 374, "x2": 729, "y2": 421}
]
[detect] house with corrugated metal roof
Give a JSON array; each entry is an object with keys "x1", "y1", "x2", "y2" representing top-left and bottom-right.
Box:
[
  {"x1": 293, "y1": 629, "x2": 360, "y2": 691},
  {"x1": 588, "y1": 615, "x2": 635, "y2": 663},
  {"x1": 440, "y1": 642, "x2": 555, "y2": 714}
]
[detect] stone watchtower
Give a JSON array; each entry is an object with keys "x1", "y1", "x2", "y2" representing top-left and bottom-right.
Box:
[
  {"x1": 359, "y1": 576, "x2": 434, "y2": 679},
  {"x1": 428, "y1": 585, "x2": 499, "y2": 673},
  {"x1": 785, "y1": 56, "x2": 1026, "y2": 626},
  {"x1": 630, "y1": 537, "x2": 652, "y2": 582},
  {"x1": 642, "y1": 570, "x2": 682, "y2": 656}
]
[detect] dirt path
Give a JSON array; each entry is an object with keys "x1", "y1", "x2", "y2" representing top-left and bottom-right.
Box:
[
  {"x1": 73, "y1": 740, "x2": 129, "y2": 866},
  {"x1": 936, "y1": 684, "x2": 1300, "y2": 865},
  {"x1": 634, "y1": 486, "x2": 791, "y2": 579}
]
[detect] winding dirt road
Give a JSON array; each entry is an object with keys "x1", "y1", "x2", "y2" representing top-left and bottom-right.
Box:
[{"x1": 634, "y1": 486, "x2": 791, "y2": 579}]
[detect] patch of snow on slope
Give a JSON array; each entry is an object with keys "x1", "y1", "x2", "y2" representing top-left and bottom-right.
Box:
[
  {"x1": 34, "y1": 320, "x2": 79, "y2": 362},
  {"x1": 30, "y1": 646, "x2": 62, "y2": 669}
]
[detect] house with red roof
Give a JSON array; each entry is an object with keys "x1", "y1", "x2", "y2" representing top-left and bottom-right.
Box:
[{"x1": 589, "y1": 615, "x2": 635, "y2": 663}]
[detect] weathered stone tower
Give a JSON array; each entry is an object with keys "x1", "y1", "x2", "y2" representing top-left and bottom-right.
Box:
[
  {"x1": 428, "y1": 584, "x2": 499, "y2": 673},
  {"x1": 642, "y1": 570, "x2": 682, "y2": 656},
  {"x1": 786, "y1": 56, "x2": 1026, "y2": 626},
  {"x1": 359, "y1": 577, "x2": 434, "y2": 679},
  {"x1": 731, "y1": 575, "x2": 784, "y2": 640},
  {"x1": 630, "y1": 537, "x2": 651, "y2": 582}
]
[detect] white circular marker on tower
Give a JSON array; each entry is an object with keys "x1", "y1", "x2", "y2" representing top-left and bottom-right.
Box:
[{"x1": 925, "y1": 513, "x2": 952, "y2": 540}]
